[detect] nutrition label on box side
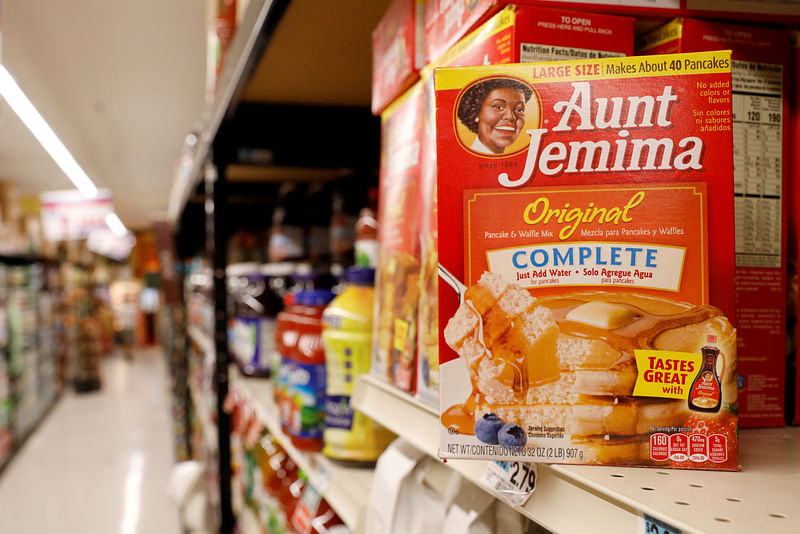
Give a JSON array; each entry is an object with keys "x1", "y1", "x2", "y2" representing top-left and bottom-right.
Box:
[
  {"x1": 731, "y1": 60, "x2": 783, "y2": 268},
  {"x1": 520, "y1": 43, "x2": 624, "y2": 63}
]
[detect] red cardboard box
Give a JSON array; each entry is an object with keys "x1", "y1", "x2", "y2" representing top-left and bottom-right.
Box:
[
  {"x1": 415, "y1": 4, "x2": 633, "y2": 408},
  {"x1": 791, "y1": 31, "x2": 800, "y2": 425},
  {"x1": 371, "y1": 0, "x2": 425, "y2": 115},
  {"x1": 435, "y1": 51, "x2": 739, "y2": 469},
  {"x1": 436, "y1": 5, "x2": 633, "y2": 68},
  {"x1": 424, "y1": 1, "x2": 800, "y2": 67},
  {"x1": 638, "y1": 19, "x2": 791, "y2": 428},
  {"x1": 417, "y1": 71, "x2": 440, "y2": 407},
  {"x1": 371, "y1": 82, "x2": 424, "y2": 392}
]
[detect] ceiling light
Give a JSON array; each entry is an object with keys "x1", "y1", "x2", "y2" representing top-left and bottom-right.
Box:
[
  {"x1": 106, "y1": 212, "x2": 130, "y2": 237},
  {"x1": 0, "y1": 65, "x2": 99, "y2": 198}
]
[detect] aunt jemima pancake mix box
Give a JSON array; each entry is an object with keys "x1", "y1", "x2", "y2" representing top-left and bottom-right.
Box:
[
  {"x1": 638, "y1": 20, "x2": 791, "y2": 429},
  {"x1": 791, "y1": 32, "x2": 800, "y2": 425},
  {"x1": 372, "y1": 0, "x2": 425, "y2": 115},
  {"x1": 435, "y1": 51, "x2": 739, "y2": 469},
  {"x1": 372, "y1": 82, "x2": 424, "y2": 392},
  {"x1": 415, "y1": 5, "x2": 632, "y2": 409}
]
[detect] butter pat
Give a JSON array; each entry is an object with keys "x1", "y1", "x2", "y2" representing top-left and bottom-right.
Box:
[{"x1": 566, "y1": 301, "x2": 635, "y2": 330}]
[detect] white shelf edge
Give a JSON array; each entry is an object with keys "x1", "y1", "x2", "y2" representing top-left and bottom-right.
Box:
[
  {"x1": 231, "y1": 370, "x2": 374, "y2": 534},
  {"x1": 187, "y1": 325, "x2": 215, "y2": 358},
  {"x1": 167, "y1": 0, "x2": 278, "y2": 222},
  {"x1": 351, "y1": 374, "x2": 800, "y2": 534},
  {"x1": 189, "y1": 380, "x2": 218, "y2": 452}
]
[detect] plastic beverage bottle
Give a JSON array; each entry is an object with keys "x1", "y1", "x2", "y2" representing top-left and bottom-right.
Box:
[
  {"x1": 286, "y1": 289, "x2": 335, "y2": 451},
  {"x1": 275, "y1": 293, "x2": 303, "y2": 433},
  {"x1": 321, "y1": 267, "x2": 395, "y2": 463}
]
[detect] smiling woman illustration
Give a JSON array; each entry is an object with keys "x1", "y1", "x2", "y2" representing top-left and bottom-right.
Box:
[{"x1": 457, "y1": 77, "x2": 533, "y2": 155}]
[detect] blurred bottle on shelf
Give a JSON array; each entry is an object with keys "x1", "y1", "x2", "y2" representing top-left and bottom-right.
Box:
[
  {"x1": 354, "y1": 187, "x2": 379, "y2": 268},
  {"x1": 285, "y1": 290, "x2": 335, "y2": 452},
  {"x1": 322, "y1": 267, "x2": 394, "y2": 463},
  {"x1": 269, "y1": 183, "x2": 308, "y2": 263}
]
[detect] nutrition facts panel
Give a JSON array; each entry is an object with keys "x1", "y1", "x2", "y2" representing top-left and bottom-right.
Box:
[{"x1": 731, "y1": 60, "x2": 783, "y2": 268}]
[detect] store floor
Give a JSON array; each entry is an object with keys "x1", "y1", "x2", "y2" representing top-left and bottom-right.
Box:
[{"x1": 0, "y1": 348, "x2": 181, "y2": 534}]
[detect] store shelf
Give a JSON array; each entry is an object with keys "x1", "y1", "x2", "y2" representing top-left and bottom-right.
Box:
[
  {"x1": 189, "y1": 381, "x2": 218, "y2": 453},
  {"x1": 167, "y1": 0, "x2": 286, "y2": 222},
  {"x1": 231, "y1": 370, "x2": 374, "y2": 534},
  {"x1": 351, "y1": 374, "x2": 800, "y2": 534},
  {"x1": 187, "y1": 325, "x2": 215, "y2": 359}
]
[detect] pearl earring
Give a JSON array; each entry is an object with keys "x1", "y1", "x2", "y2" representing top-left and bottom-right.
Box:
[{"x1": 474, "y1": 117, "x2": 479, "y2": 123}]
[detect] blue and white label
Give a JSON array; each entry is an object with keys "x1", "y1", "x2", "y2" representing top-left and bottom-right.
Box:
[
  {"x1": 480, "y1": 460, "x2": 538, "y2": 506},
  {"x1": 487, "y1": 241, "x2": 685, "y2": 291}
]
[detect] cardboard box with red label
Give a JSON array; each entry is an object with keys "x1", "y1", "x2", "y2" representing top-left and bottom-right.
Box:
[
  {"x1": 372, "y1": 0, "x2": 425, "y2": 115},
  {"x1": 791, "y1": 31, "x2": 800, "y2": 426},
  {"x1": 424, "y1": 0, "x2": 800, "y2": 67},
  {"x1": 371, "y1": 82, "x2": 424, "y2": 393},
  {"x1": 415, "y1": 4, "x2": 633, "y2": 408},
  {"x1": 637, "y1": 19, "x2": 791, "y2": 428},
  {"x1": 435, "y1": 51, "x2": 739, "y2": 469}
]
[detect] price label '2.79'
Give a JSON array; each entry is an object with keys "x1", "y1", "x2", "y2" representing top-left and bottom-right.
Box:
[{"x1": 480, "y1": 461, "x2": 537, "y2": 506}]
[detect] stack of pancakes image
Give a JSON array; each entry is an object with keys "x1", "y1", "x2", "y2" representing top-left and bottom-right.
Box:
[
  {"x1": 443, "y1": 271, "x2": 737, "y2": 465},
  {"x1": 376, "y1": 251, "x2": 420, "y2": 387}
]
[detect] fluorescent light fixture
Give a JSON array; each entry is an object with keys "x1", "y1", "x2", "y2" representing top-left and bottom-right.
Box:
[
  {"x1": 106, "y1": 212, "x2": 130, "y2": 237},
  {"x1": 0, "y1": 65, "x2": 99, "y2": 198}
]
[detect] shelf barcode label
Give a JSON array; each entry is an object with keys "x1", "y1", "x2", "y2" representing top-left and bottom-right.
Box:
[
  {"x1": 480, "y1": 460, "x2": 537, "y2": 506},
  {"x1": 639, "y1": 514, "x2": 683, "y2": 534}
]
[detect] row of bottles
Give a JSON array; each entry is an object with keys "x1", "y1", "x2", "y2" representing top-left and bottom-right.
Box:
[
  {"x1": 227, "y1": 389, "x2": 351, "y2": 534},
  {"x1": 229, "y1": 179, "x2": 378, "y2": 269},
  {"x1": 228, "y1": 261, "x2": 394, "y2": 463},
  {"x1": 273, "y1": 267, "x2": 395, "y2": 461}
]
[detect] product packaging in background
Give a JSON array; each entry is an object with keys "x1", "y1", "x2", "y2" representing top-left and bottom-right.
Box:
[
  {"x1": 637, "y1": 19, "x2": 791, "y2": 428},
  {"x1": 372, "y1": 82, "x2": 423, "y2": 392},
  {"x1": 416, "y1": 69, "x2": 440, "y2": 408},
  {"x1": 435, "y1": 51, "x2": 739, "y2": 469},
  {"x1": 371, "y1": 0, "x2": 425, "y2": 115},
  {"x1": 791, "y1": 32, "x2": 800, "y2": 426},
  {"x1": 415, "y1": 4, "x2": 633, "y2": 409},
  {"x1": 423, "y1": 0, "x2": 634, "y2": 66},
  {"x1": 434, "y1": 5, "x2": 633, "y2": 69},
  {"x1": 423, "y1": 0, "x2": 800, "y2": 63}
]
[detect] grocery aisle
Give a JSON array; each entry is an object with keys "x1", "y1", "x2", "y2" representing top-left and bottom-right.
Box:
[{"x1": 0, "y1": 348, "x2": 181, "y2": 534}]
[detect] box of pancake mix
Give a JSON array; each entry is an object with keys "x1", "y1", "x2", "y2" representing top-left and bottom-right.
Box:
[
  {"x1": 437, "y1": 5, "x2": 633, "y2": 69},
  {"x1": 424, "y1": 0, "x2": 800, "y2": 62},
  {"x1": 416, "y1": 69, "x2": 441, "y2": 407},
  {"x1": 371, "y1": 81, "x2": 423, "y2": 393},
  {"x1": 791, "y1": 32, "x2": 800, "y2": 425},
  {"x1": 416, "y1": 6, "x2": 633, "y2": 409},
  {"x1": 435, "y1": 51, "x2": 739, "y2": 469},
  {"x1": 372, "y1": 0, "x2": 425, "y2": 115},
  {"x1": 425, "y1": 1, "x2": 636, "y2": 66},
  {"x1": 637, "y1": 19, "x2": 791, "y2": 429}
]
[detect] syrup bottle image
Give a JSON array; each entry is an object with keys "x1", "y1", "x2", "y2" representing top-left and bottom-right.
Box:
[{"x1": 688, "y1": 335, "x2": 722, "y2": 413}]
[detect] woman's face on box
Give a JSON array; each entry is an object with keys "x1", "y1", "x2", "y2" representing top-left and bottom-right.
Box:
[{"x1": 477, "y1": 87, "x2": 526, "y2": 154}]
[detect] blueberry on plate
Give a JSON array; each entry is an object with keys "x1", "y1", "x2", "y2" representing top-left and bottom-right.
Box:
[
  {"x1": 498, "y1": 423, "x2": 527, "y2": 448},
  {"x1": 474, "y1": 413, "x2": 504, "y2": 444}
]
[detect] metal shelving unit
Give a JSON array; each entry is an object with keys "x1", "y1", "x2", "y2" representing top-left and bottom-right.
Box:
[
  {"x1": 352, "y1": 374, "x2": 800, "y2": 534},
  {"x1": 232, "y1": 368, "x2": 375, "y2": 534},
  {"x1": 167, "y1": 1, "x2": 800, "y2": 533}
]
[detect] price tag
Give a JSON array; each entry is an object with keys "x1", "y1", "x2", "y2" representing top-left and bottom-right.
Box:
[
  {"x1": 638, "y1": 514, "x2": 683, "y2": 534},
  {"x1": 480, "y1": 460, "x2": 537, "y2": 506}
]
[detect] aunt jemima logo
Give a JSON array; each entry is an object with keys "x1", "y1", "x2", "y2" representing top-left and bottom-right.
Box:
[
  {"x1": 456, "y1": 79, "x2": 707, "y2": 188},
  {"x1": 454, "y1": 76, "x2": 541, "y2": 158}
]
